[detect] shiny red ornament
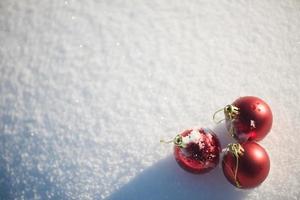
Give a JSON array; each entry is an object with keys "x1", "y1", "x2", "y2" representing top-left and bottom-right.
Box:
[
  {"x1": 222, "y1": 142, "x2": 270, "y2": 189},
  {"x1": 224, "y1": 96, "x2": 273, "y2": 142},
  {"x1": 172, "y1": 128, "x2": 221, "y2": 174}
]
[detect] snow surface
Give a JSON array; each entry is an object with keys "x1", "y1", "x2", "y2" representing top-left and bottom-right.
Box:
[{"x1": 0, "y1": 0, "x2": 300, "y2": 199}]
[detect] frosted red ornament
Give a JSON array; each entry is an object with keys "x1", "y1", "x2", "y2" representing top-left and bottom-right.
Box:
[
  {"x1": 214, "y1": 96, "x2": 273, "y2": 142},
  {"x1": 162, "y1": 128, "x2": 221, "y2": 174},
  {"x1": 222, "y1": 142, "x2": 270, "y2": 189}
]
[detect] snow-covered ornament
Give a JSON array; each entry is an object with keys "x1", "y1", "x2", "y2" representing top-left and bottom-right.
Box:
[{"x1": 161, "y1": 128, "x2": 221, "y2": 174}]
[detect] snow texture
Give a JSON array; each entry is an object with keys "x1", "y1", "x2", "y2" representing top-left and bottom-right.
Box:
[{"x1": 0, "y1": 0, "x2": 300, "y2": 199}]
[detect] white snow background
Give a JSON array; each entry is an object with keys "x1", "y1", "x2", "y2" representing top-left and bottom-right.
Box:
[{"x1": 0, "y1": 0, "x2": 300, "y2": 199}]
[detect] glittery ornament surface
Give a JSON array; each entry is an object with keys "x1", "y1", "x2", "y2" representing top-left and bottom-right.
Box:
[{"x1": 174, "y1": 129, "x2": 221, "y2": 174}]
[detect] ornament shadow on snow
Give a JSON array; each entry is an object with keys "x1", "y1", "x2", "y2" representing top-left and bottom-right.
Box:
[
  {"x1": 0, "y1": 133, "x2": 69, "y2": 200},
  {"x1": 0, "y1": 157, "x2": 68, "y2": 199},
  {"x1": 106, "y1": 124, "x2": 249, "y2": 200}
]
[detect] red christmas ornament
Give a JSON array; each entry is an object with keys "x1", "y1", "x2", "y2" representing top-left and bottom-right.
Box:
[
  {"x1": 162, "y1": 128, "x2": 221, "y2": 174},
  {"x1": 214, "y1": 96, "x2": 273, "y2": 142},
  {"x1": 222, "y1": 142, "x2": 270, "y2": 189}
]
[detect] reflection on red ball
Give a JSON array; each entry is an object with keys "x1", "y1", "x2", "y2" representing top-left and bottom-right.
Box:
[
  {"x1": 174, "y1": 128, "x2": 221, "y2": 174},
  {"x1": 222, "y1": 142, "x2": 270, "y2": 189},
  {"x1": 226, "y1": 96, "x2": 273, "y2": 142}
]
